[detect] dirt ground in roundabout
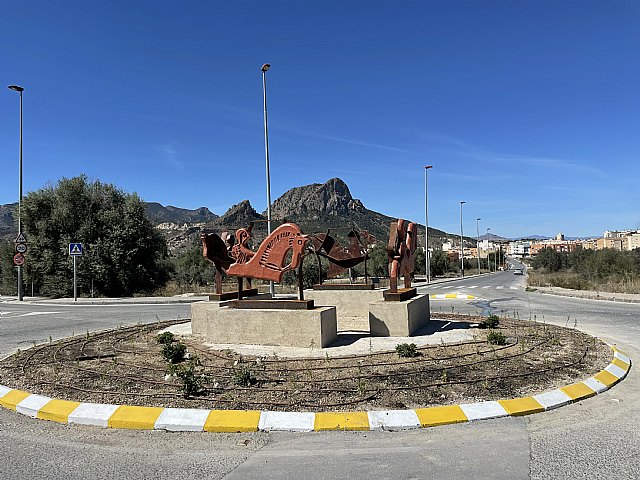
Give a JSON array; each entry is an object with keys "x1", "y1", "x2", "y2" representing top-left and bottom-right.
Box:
[{"x1": 0, "y1": 314, "x2": 611, "y2": 412}]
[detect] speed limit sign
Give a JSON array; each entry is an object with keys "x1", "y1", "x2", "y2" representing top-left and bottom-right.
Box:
[{"x1": 15, "y1": 243, "x2": 27, "y2": 254}]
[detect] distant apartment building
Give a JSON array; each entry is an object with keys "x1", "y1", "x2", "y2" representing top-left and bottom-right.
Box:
[
  {"x1": 507, "y1": 241, "x2": 530, "y2": 258},
  {"x1": 596, "y1": 237, "x2": 628, "y2": 251},
  {"x1": 530, "y1": 234, "x2": 581, "y2": 256}
]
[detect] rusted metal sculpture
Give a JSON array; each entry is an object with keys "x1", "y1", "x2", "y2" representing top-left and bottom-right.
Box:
[
  {"x1": 384, "y1": 219, "x2": 418, "y2": 301},
  {"x1": 311, "y1": 229, "x2": 370, "y2": 285},
  {"x1": 201, "y1": 227, "x2": 257, "y2": 300},
  {"x1": 225, "y1": 222, "x2": 310, "y2": 303}
]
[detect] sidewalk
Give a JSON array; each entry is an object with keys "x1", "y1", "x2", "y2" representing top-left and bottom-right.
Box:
[{"x1": 534, "y1": 286, "x2": 640, "y2": 304}]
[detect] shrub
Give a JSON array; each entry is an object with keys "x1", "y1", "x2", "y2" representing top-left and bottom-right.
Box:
[
  {"x1": 170, "y1": 357, "x2": 206, "y2": 398},
  {"x1": 487, "y1": 330, "x2": 507, "y2": 345},
  {"x1": 232, "y1": 367, "x2": 257, "y2": 386},
  {"x1": 395, "y1": 343, "x2": 419, "y2": 358},
  {"x1": 156, "y1": 332, "x2": 175, "y2": 345},
  {"x1": 481, "y1": 315, "x2": 500, "y2": 329},
  {"x1": 162, "y1": 341, "x2": 186, "y2": 364}
]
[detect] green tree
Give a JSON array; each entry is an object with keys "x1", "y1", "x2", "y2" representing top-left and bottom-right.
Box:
[
  {"x1": 430, "y1": 249, "x2": 450, "y2": 277},
  {"x1": 0, "y1": 240, "x2": 18, "y2": 295},
  {"x1": 172, "y1": 241, "x2": 215, "y2": 287},
  {"x1": 22, "y1": 175, "x2": 170, "y2": 297}
]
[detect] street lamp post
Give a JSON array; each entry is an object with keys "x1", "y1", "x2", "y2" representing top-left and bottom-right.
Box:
[
  {"x1": 261, "y1": 63, "x2": 275, "y2": 296},
  {"x1": 486, "y1": 227, "x2": 491, "y2": 273},
  {"x1": 424, "y1": 165, "x2": 433, "y2": 284},
  {"x1": 8, "y1": 85, "x2": 24, "y2": 301},
  {"x1": 459, "y1": 201, "x2": 466, "y2": 278},
  {"x1": 476, "y1": 218, "x2": 481, "y2": 275}
]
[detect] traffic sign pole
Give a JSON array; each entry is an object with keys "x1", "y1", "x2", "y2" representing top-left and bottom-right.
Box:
[{"x1": 73, "y1": 255, "x2": 77, "y2": 302}]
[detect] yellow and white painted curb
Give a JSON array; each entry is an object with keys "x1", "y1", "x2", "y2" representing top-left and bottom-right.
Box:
[
  {"x1": 430, "y1": 293, "x2": 477, "y2": 300},
  {"x1": 0, "y1": 347, "x2": 630, "y2": 433}
]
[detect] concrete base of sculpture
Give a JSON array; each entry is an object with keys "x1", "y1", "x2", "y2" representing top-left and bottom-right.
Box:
[
  {"x1": 191, "y1": 301, "x2": 338, "y2": 348},
  {"x1": 304, "y1": 288, "x2": 385, "y2": 319},
  {"x1": 368, "y1": 293, "x2": 430, "y2": 337}
]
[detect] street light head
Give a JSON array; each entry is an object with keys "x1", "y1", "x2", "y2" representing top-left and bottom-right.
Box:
[
  {"x1": 477, "y1": 218, "x2": 481, "y2": 221},
  {"x1": 261, "y1": 64, "x2": 271, "y2": 72},
  {"x1": 460, "y1": 201, "x2": 466, "y2": 205},
  {"x1": 8, "y1": 85, "x2": 24, "y2": 92},
  {"x1": 425, "y1": 165, "x2": 433, "y2": 169}
]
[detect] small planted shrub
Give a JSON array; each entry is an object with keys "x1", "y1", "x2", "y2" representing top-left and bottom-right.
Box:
[
  {"x1": 395, "y1": 343, "x2": 419, "y2": 358},
  {"x1": 162, "y1": 341, "x2": 186, "y2": 364},
  {"x1": 170, "y1": 357, "x2": 206, "y2": 398},
  {"x1": 481, "y1": 315, "x2": 500, "y2": 329},
  {"x1": 487, "y1": 330, "x2": 507, "y2": 346},
  {"x1": 156, "y1": 332, "x2": 175, "y2": 345},
  {"x1": 232, "y1": 367, "x2": 257, "y2": 387}
]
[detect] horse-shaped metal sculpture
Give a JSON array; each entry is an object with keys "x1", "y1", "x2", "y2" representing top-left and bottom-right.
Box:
[{"x1": 227, "y1": 223, "x2": 310, "y2": 283}]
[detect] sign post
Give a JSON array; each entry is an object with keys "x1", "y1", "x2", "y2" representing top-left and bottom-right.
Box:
[{"x1": 69, "y1": 243, "x2": 83, "y2": 301}]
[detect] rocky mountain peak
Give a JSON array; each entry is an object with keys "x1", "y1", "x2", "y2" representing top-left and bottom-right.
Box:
[
  {"x1": 269, "y1": 177, "x2": 366, "y2": 219},
  {"x1": 220, "y1": 200, "x2": 264, "y2": 227}
]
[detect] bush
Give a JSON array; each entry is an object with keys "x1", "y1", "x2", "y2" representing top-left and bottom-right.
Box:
[
  {"x1": 162, "y1": 341, "x2": 186, "y2": 364},
  {"x1": 232, "y1": 367, "x2": 257, "y2": 386},
  {"x1": 395, "y1": 343, "x2": 419, "y2": 358},
  {"x1": 170, "y1": 357, "x2": 206, "y2": 398},
  {"x1": 156, "y1": 332, "x2": 175, "y2": 345},
  {"x1": 487, "y1": 330, "x2": 506, "y2": 345},
  {"x1": 481, "y1": 315, "x2": 500, "y2": 329}
]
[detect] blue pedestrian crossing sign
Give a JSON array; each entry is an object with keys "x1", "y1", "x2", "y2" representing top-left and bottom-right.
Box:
[{"x1": 69, "y1": 243, "x2": 83, "y2": 256}]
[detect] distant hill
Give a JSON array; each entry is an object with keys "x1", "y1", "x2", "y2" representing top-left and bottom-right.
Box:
[
  {"x1": 144, "y1": 203, "x2": 218, "y2": 225},
  {"x1": 0, "y1": 203, "x2": 16, "y2": 240}
]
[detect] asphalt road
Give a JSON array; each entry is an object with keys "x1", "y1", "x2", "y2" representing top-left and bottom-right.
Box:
[
  {"x1": 0, "y1": 299, "x2": 193, "y2": 358},
  {"x1": 0, "y1": 274, "x2": 638, "y2": 479}
]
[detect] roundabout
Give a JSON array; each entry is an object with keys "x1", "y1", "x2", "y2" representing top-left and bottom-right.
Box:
[{"x1": 0, "y1": 313, "x2": 630, "y2": 432}]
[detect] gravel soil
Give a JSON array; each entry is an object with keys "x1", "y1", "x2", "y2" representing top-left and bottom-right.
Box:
[{"x1": 0, "y1": 314, "x2": 611, "y2": 412}]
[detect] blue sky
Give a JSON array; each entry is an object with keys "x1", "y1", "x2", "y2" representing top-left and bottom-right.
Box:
[{"x1": 1, "y1": 1, "x2": 639, "y2": 238}]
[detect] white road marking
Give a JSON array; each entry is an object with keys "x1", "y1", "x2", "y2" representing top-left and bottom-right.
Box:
[
  {"x1": 469, "y1": 286, "x2": 478, "y2": 289},
  {"x1": 496, "y1": 286, "x2": 504, "y2": 289},
  {"x1": 18, "y1": 312, "x2": 59, "y2": 317},
  {"x1": 482, "y1": 286, "x2": 491, "y2": 289}
]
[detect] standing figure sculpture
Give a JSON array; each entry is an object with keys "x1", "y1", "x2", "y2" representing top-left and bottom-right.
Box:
[{"x1": 386, "y1": 219, "x2": 418, "y2": 294}]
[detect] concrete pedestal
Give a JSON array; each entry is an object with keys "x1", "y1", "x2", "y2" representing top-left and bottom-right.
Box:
[
  {"x1": 191, "y1": 301, "x2": 338, "y2": 348},
  {"x1": 304, "y1": 288, "x2": 384, "y2": 319},
  {"x1": 368, "y1": 294, "x2": 430, "y2": 337}
]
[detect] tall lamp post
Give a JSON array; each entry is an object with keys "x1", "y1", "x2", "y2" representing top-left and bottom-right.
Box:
[
  {"x1": 476, "y1": 218, "x2": 481, "y2": 275},
  {"x1": 8, "y1": 85, "x2": 24, "y2": 301},
  {"x1": 261, "y1": 63, "x2": 275, "y2": 296},
  {"x1": 486, "y1": 227, "x2": 491, "y2": 273},
  {"x1": 424, "y1": 165, "x2": 433, "y2": 283},
  {"x1": 459, "y1": 201, "x2": 466, "y2": 278}
]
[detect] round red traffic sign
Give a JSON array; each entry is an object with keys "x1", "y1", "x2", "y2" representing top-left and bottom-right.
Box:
[
  {"x1": 15, "y1": 243, "x2": 27, "y2": 254},
  {"x1": 13, "y1": 253, "x2": 25, "y2": 266}
]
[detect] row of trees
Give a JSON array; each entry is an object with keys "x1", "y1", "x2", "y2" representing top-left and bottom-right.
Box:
[{"x1": 533, "y1": 247, "x2": 640, "y2": 280}]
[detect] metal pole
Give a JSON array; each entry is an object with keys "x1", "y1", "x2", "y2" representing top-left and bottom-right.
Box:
[
  {"x1": 486, "y1": 228, "x2": 491, "y2": 272},
  {"x1": 459, "y1": 201, "x2": 465, "y2": 278},
  {"x1": 261, "y1": 63, "x2": 275, "y2": 297},
  {"x1": 424, "y1": 166, "x2": 432, "y2": 284},
  {"x1": 476, "y1": 218, "x2": 481, "y2": 275},
  {"x1": 9, "y1": 85, "x2": 24, "y2": 301},
  {"x1": 73, "y1": 255, "x2": 77, "y2": 302}
]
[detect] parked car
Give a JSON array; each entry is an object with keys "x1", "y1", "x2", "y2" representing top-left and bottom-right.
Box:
[{"x1": 513, "y1": 268, "x2": 524, "y2": 275}]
